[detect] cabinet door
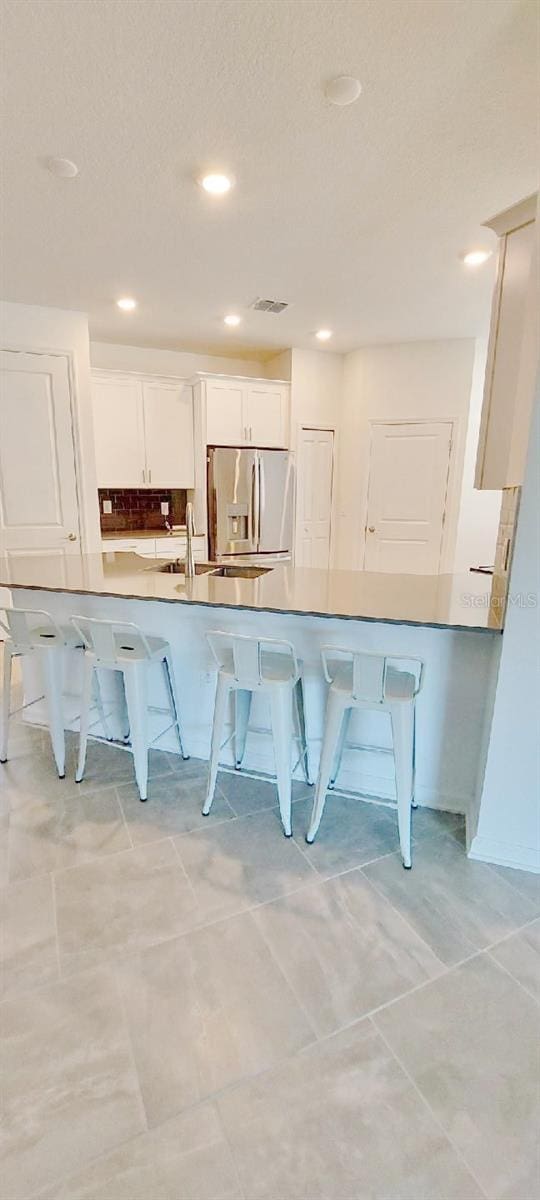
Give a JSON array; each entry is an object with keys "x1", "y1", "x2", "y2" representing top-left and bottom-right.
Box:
[
  {"x1": 92, "y1": 376, "x2": 146, "y2": 487},
  {"x1": 245, "y1": 384, "x2": 288, "y2": 447},
  {"x1": 142, "y1": 382, "x2": 194, "y2": 487},
  {"x1": 205, "y1": 380, "x2": 245, "y2": 445}
]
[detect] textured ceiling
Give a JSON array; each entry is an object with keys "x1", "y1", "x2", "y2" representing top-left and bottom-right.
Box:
[{"x1": 0, "y1": 0, "x2": 538, "y2": 356}]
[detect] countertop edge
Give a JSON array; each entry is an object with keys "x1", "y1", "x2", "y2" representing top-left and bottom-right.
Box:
[{"x1": 1, "y1": 578, "x2": 501, "y2": 635}]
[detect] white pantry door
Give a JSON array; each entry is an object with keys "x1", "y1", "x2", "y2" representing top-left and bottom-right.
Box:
[
  {"x1": 0, "y1": 350, "x2": 81, "y2": 556},
  {"x1": 296, "y1": 428, "x2": 334, "y2": 568},
  {"x1": 364, "y1": 421, "x2": 452, "y2": 573}
]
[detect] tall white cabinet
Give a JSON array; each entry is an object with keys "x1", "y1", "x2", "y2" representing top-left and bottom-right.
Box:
[{"x1": 92, "y1": 371, "x2": 195, "y2": 488}]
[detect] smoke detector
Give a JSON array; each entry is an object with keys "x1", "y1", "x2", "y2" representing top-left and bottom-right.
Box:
[{"x1": 250, "y1": 297, "x2": 289, "y2": 314}]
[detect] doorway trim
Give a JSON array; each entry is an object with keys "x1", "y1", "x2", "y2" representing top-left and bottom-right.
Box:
[{"x1": 362, "y1": 416, "x2": 462, "y2": 573}]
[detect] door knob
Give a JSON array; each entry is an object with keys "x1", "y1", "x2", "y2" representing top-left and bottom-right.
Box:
[
  {"x1": 66, "y1": 532, "x2": 77, "y2": 541},
  {"x1": 368, "y1": 526, "x2": 375, "y2": 533}
]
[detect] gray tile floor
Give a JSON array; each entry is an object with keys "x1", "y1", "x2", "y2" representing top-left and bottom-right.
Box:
[{"x1": 1, "y1": 720, "x2": 539, "y2": 1199}]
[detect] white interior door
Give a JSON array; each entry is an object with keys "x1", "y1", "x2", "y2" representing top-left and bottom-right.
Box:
[
  {"x1": 364, "y1": 421, "x2": 452, "y2": 573},
  {"x1": 0, "y1": 350, "x2": 81, "y2": 557},
  {"x1": 142, "y1": 381, "x2": 194, "y2": 487},
  {"x1": 296, "y1": 428, "x2": 334, "y2": 568}
]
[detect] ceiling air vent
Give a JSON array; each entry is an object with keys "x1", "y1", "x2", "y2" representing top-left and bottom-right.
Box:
[{"x1": 250, "y1": 297, "x2": 289, "y2": 314}]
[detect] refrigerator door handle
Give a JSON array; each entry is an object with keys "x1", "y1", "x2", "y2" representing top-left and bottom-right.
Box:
[
  {"x1": 258, "y1": 454, "x2": 264, "y2": 548},
  {"x1": 253, "y1": 453, "x2": 261, "y2": 550},
  {"x1": 250, "y1": 459, "x2": 257, "y2": 549}
]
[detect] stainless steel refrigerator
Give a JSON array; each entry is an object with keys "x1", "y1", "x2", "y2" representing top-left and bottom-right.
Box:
[{"x1": 207, "y1": 446, "x2": 294, "y2": 561}]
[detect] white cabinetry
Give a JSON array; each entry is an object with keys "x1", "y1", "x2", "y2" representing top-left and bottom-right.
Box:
[
  {"x1": 200, "y1": 375, "x2": 289, "y2": 448},
  {"x1": 102, "y1": 535, "x2": 206, "y2": 560},
  {"x1": 475, "y1": 194, "x2": 538, "y2": 489},
  {"x1": 92, "y1": 372, "x2": 194, "y2": 488}
]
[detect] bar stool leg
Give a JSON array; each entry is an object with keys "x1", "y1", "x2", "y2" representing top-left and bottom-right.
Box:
[
  {"x1": 0, "y1": 643, "x2": 13, "y2": 763},
  {"x1": 411, "y1": 705, "x2": 418, "y2": 808},
  {"x1": 269, "y1": 687, "x2": 293, "y2": 837},
  {"x1": 76, "y1": 657, "x2": 95, "y2": 782},
  {"x1": 41, "y1": 647, "x2": 66, "y2": 778},
  {"x1": 234, "y1": 689, "x2": 252, "y2": 768},
  {"x1": 329, "y1": 707, "x2": 351, "y2": 789},
  {"x1": 203, "y1": 674, "x2": 230, "y2": 815},
  {"x1": 294, "y1": 678, "x2": 312, "y2": 785},
  {"x1": 163, "y1": 653, "x2": 189, "y2": 760},
  {"x1": 123, "y1": 663, "x2": 149, "y2": 802},
  {"x1": 390, "y1": 702, "x2": 414, "y2": 869},
  {"x1": 306, "y1": 692, "x2": 346, "y2": 843}
]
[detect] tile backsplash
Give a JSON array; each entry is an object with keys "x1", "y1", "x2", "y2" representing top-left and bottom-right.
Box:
[{"x1": 99, "y1": 488, "x2": 187, "y2": 533}]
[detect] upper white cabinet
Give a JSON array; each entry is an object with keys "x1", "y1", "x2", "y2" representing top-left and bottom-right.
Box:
[
  {"x1": 198, "y1": 375, "x2": 289, "y2": 448},
  {"x1": 475, "y1": 194, "x2": 538, "y2": 489},
  {"x1": 92, "y1": 375, "x2": 146, "y2": 487},
  {"x1": 141, "y1": 381, "x2": 194, "y2": 487},
  {"x1": 92, "y1": 372, "x2": 194, "y2": 488}
]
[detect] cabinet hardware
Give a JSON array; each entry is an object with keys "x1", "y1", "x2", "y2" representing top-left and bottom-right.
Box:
[
  {"x1": 66, "y1": 532, "x2": 77, "y2": 541},
  {"x1": 148, "y1": 468, "x2": 152, "y2": 484},
  {"x1": 368, "y1": 526, "x2": 375, "y2": 533}
]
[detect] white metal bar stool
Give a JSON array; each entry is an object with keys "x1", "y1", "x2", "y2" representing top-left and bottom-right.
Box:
[
  {"x1": 71, "y1": 616, "x2": 188, "y2": 801},
  {"x1": 202, "y1": 631, "x2": 311, "y2": 837},
  {"x1": 0, "y1": 606, "x2": 107, "y2": 778},
  {"x1": 306, "y1": 647, "x2": 425, "y2": 868}
]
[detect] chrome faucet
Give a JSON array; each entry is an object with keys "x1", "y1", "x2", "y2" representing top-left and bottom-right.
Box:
[{"x1": 185, "y1": 501, "x2": 195, "y2": 579}]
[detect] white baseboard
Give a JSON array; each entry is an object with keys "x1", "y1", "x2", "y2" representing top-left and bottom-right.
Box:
[{"x1": 468, "y1": 834, "x2": 540, "y2": 874}]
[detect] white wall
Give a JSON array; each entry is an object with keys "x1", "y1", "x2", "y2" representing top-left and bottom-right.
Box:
[
  {"x1": 469, "y1": 375, "x2": 540, "y2": 873},
  {"x1": 90, "y1": 341, "x2": 271, "y2": 379},
  {"x1": 335, "y1": 339, "x2": 476, "y2": 572},
  {"x1": 0, "y1": 301, "x2": 101, "y2": 552},
  {"x1": 454, "y1": 339, "x2": 502, "y2": 571}
]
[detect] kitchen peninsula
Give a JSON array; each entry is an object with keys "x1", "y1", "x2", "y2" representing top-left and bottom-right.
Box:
[{"x1": 1, "y1": 551, "x2": 501, "y2": 823}]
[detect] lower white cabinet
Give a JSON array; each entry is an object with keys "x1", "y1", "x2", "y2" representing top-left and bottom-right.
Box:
[
  {"x1": 92, "y1": 371, "x2": 195, "y2": 488},
  {"x1": 102, "y1": 535, "x2": 206, "y2": 560}
]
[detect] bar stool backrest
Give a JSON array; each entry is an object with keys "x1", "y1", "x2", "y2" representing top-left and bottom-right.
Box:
[
  {"x1": 70, "y1": 616, "x2": 152, "y2": 666},
  {"x1": 0, "y1": 607, "x2": 63, "y2": 653},
  {"x1": 321, "y1": 646, "x2": 424, "y2": 704},
  {"x1": 207, "y1": 630, "x2": 299, "y2": 688}
]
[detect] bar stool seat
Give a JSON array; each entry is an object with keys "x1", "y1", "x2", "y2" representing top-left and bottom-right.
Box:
[
  {"x1": 202, "y1": 631, "x2": 311, "y2": 836},
  {"x1": 306, "y1": 647, "x2": 425, "y2": 868},
  {"x1": 71, "y1": 616, "x2": 188, "y2": 802},
  {"x1": 0, "y1": 606, "x2": 101, "y2": 778}
]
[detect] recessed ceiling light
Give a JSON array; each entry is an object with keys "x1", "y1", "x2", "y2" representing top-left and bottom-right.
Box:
[
  {"x1": 462, "y1": 249, "x2": 492, "y2": 267},
  {"x1": 200, "y1": 173, "x2": 233, "y2": 195},
  {"x1": 116, "y1": 297, "x2": 137, "y2": 311},
  {"x1": 224, "y1": 314, "x2": 241, "y2": 327},
  {"x1": 46, "y1": 156, "x2": 78, "y2": 178},
  {"x1": 325, "y1": 76, "x2": 362, "y2": 106},
  {"x1": 315, "y1": 329, "x2": 333, "y2": 341}
]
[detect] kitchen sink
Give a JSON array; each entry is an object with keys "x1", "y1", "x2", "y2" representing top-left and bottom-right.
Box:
[
  {"x1": 153, "y1": 561, "x2": 215, "y2": 575},
  {"x1": 209, "y1": 565, "x2": 272, "y2": 578},
  {"x1": 151, "y1": 560, "x2": 272, "y2": 579}
]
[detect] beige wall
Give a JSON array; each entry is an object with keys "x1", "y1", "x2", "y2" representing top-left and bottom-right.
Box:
[
  {"x1": 90, "y1": 341, "x2": 271, "y2": 379},
  {"x1": 335, "y1": 339, "x2": 476, "y2": 571}
]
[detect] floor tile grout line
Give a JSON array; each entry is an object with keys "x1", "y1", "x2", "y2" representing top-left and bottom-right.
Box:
[
  {"x1": 482, "y1": 913, "x2": 540, "y2": 952},
  {"x1": 49, "y1": 869, "x2": 62, "y2": 986},
  {"x1": 357, "y1": 857, "x2": 483, "y2": 965},
  {"x1": 113, "y1": 784, "x2": 135, "y2": 851},
  {"x1": 110, "y1": 964, "x2": 150, "y2": 1134},
  {"x1": 370, "y1": 1016, "x2": 491, "y2": 1200},
  {"x1": 250, "y1": 906, "x2": 321, "y2": 1043},
  {"x1": 485, "y1": 945, "x2": 540, "y2": 1007}
]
